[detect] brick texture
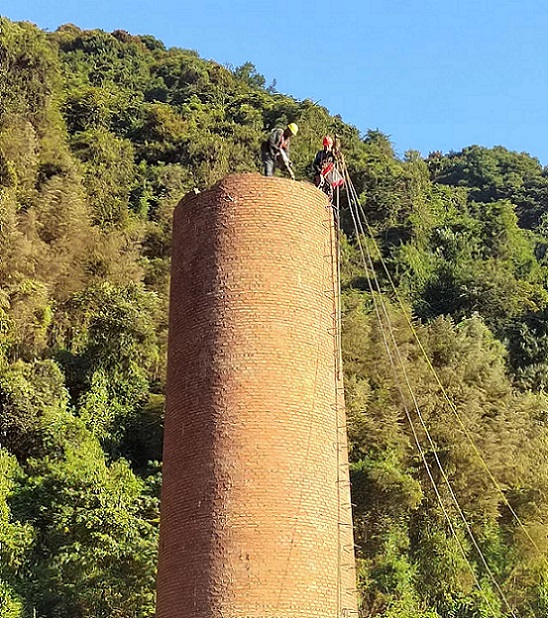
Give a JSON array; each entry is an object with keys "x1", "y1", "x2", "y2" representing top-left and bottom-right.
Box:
[{"x1": 156, "y1": 173, "x2": 357, "y2": 618}]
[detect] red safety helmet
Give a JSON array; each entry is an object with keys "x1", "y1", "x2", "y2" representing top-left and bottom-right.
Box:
[{"x1": 323, "y1": 135, "x2": 334, "y2": 148}]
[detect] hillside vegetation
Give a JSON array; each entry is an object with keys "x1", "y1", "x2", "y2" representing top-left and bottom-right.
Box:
[{"x1": 2, "y1": 17, "x2": 548, "y2": 617}]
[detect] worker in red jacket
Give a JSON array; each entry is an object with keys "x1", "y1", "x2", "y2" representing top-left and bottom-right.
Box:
[
  {"x1": 261, "y1": 123, "x2": 299, "y2": 179},
  {"x1": 313, "y1": 135, "x2": 345, "y2": 203},
  {"x1": 313, "y1": 135, "x2": 336, "y2": 188}
]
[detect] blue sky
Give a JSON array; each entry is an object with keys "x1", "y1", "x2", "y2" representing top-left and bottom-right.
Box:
[{"x1": 3, "y1": 0, "x2": 548, "y2": 163}]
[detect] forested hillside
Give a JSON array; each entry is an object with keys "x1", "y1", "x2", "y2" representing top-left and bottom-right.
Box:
[{"x1": 2, "y1": 17, "x2": 548, "y2": 618}]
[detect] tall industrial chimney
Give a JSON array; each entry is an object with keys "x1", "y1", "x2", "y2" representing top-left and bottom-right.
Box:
[{"x1": 156, "y1": 173, "x2": 356, "y2": 618}]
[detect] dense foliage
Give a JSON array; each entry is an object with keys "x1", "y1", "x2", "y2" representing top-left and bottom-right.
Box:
[{"x1": 2, "y1": 17, "x2": 548, "y2": 617}]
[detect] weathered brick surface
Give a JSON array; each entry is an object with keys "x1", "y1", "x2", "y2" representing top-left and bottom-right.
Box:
[{"x1": 156, "y1": 173, "x2": 357, "y2": 618}]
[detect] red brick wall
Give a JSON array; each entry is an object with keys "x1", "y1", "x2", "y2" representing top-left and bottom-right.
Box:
[{"x1": 156, "y1": 173, "x2": 357, "y2": 618}]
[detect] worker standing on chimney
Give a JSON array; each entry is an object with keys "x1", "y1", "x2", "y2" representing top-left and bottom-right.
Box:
[{"x1": 260, "y1": 123, "x2": 299, "y2": 179}]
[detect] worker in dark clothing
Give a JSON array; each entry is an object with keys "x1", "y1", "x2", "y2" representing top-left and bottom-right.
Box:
[
  {"x1": 313, "y1": 135, "x2": 337, "y2": 200},
  {"x1": 261, "y1": 123, "x2": 298, "y2": 179},
  {"x1": 313, "y1": 136, "x2": 335, "y2": 187},
  {"x1": 313, "y1": 135, "x2": 345, "y2": 203}
]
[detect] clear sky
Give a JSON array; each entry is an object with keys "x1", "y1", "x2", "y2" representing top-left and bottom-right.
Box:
[{"x1": 2, "y1": 0, "x2": 548, "y2": 164}]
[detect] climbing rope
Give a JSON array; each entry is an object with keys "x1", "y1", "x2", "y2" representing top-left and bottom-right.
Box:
[
  {"x1": 331, "y1": 187, "x2": 361, "y2": 617},
  {"x1": 329, "y1": 199, "x2": 344, "y2": 617},
  {"x1": 337, "y1": 158, "x2": 523, "y2": 616},
  {"x1": 339, "y1": 157, "x2": 548, "y2": 575}
]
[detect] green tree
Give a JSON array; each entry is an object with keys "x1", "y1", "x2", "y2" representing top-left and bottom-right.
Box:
[
  {"x1": 0, "y1": 451, "x2": 32, "y2": 618},
  {"x1": 11, "y1": 416, "x2": 158, "y2": 618}
]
